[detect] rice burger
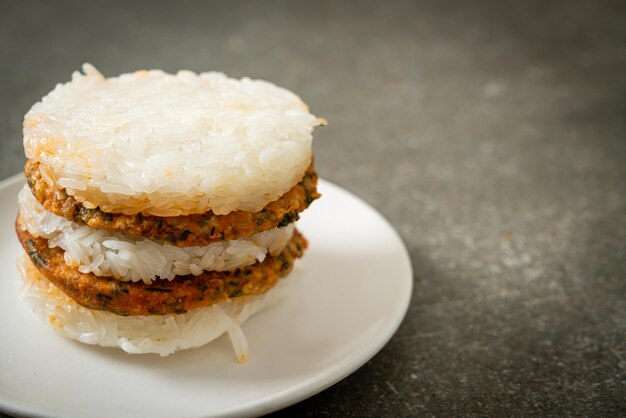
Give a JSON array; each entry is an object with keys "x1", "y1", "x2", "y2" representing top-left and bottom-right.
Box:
[{"x1": 16, "y1": 64, "x2": 325, "y2": 361}]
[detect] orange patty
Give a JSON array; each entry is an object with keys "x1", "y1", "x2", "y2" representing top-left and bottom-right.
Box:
[
  {"x1": 25, "y1": 159, "x2": 320, "y2": 247},
  {"x1": 16, "y1": 218, "x2": 307, "y2": 316}
]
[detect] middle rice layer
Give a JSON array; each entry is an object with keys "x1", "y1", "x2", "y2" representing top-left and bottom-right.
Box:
[{"x1": 18, "y1": 186, "x2": 294, "y2": 284}]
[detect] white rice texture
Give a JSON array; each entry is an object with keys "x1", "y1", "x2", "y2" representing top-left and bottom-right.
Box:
[
  {"x1": 24, "y1": 64, "x2": 325, "y2": 216},
  {"x1": 18, "y1": 254, "x2": 291, "y2": 360},
  {"x1": 18, "y1": 186, "x2": 294, "y2": 284}
]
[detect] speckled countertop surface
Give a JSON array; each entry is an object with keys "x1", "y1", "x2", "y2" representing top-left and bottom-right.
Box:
[{"x1": 1, "y1": 1, "x2": 625, "y2": 416}]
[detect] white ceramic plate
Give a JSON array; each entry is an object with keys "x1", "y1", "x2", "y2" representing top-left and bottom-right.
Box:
[{"x1": 0, "y1": 175, "x2": 412, "y2": 418}]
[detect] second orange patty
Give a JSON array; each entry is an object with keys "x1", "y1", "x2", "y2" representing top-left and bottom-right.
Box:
[{"x1": 16, "y1": 218, "x2": 307, "y2": 316}]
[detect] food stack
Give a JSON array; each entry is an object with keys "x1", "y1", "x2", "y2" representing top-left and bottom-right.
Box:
[{"x1": 16, "y1": 65, "x2": 324, "y2": 361}]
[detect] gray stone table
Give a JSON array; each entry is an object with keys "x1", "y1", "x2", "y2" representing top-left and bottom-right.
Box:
[{"x1": 1, "y1": 1, "x2": 624, "y2": 416}]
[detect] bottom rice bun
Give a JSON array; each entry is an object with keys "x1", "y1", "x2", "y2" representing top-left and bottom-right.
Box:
[{"x1": 18, "y1": 255, "x2": 292, "y2": 361}]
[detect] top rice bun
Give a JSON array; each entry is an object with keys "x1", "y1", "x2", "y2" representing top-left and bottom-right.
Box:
[{"x1": 24, "y1": 64, "x2": 325, "y2": 216}]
